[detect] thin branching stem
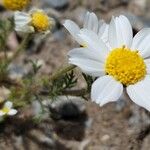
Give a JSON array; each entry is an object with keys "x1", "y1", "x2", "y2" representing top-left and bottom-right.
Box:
[
  {"x1": 62, "y1": 88, "x2": 87, "y2": 96},
  {"x1": 49, "y1": 64, "x2": 76, "y2": 82}
]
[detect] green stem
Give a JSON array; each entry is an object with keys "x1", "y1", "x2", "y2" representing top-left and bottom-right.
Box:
[
  {"x1": 62, "y1": 88, "x2": 87, "y2": 96},
  {"x1": 49, "y1": 64, "x2": 76, "y2": 82},
  {"x1": 4, "y1": 49, "x2": 7, "y2": 60}
]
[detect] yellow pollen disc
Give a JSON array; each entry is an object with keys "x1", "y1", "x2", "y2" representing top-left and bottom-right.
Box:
[
  {"x1": 2, "y1": 107, "x2": 10, "y2": 113},
  {"x1": 105, "y1": 47, "x2": 146, "y2": 86},
  {"x1": 31, "y1": 11, "x2": 50, "y2": 32},
  {"x1": 3, "y1": 0, "x2": 30, "y2": 11}
]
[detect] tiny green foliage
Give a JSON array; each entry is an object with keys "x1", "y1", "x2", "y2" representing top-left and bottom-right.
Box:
[
  {"x1": 9, "y1": 79, "x2": 36, "y2": 107},
  {"x1": 43, "y1": 71, "x2": 77, "y2": 99},
  {"x1": 29, "y1": 60, "x2": 42, "y2": 74},
  {"x1": 0, "y1": 60, "x2": 9, "y2": 82},
  {"x1": 50, "y1": 70, "x2": 77, "y2": 99},
  {"x1": 0, "y1": 19, "x2": 13, "y2": 49},
  {"x1": 62, "y1": 70, "x2": 77, "y2": 89},
  {"x1": 82, "y1": 73, "x2": 95, "y2": 92}
]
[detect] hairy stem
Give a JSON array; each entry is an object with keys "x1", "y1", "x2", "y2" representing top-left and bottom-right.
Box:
[
  {"x1": 62, "y1": 88, "x2": 87, "y2": 96},
  {"x1": 39, "y1": 88, "x2": 87, "y2": 96}
]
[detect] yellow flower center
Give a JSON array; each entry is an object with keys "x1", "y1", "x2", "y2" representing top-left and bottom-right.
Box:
[
  {"x1": 2, "y1": 107, "x2": 10, "y2": 113},
  {"x1": 3, "y1": 0, "x2": 30, "y2": 11},
  {"x1": 31, "y1": 11, "x2": 50, "y2": 32},
  {"x1": 105, "y1": 46, "x2": 146, "y2": 86}
]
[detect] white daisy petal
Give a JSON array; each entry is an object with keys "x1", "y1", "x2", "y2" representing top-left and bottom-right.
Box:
[
  {"x1": 69, "y1": 57, "x2": 105, "y2": 77},
  {"x1": 68, "y1": 47, "x2": 102, "y2": 62},
  {"x1": 63, "y1": 20, "x2": 82, "y2": 44},
  {"x1": 14, "y1": 11, "x2": 33, "y2": 33},
  {"x1": 90, "y1": 13, "x2": 99, "y2": 33},
  {"x1": 98, "y1": 22, "x2": 109, "y2": 44},
  {"x1": 98, "y1": 20, "x2": 107, "y2": 36},
  {"x1": 14, "y1": 11, "x2": 31, "y2": 26},
  {"x1": 0, "y1": 111, "x2": 5, "y2": 116},
  {"x1": 91, "y1": 75, "x2": 123, "y2": 106},
  {"x1": 83, "y1": 12, "x2": 90, "y2": 29},
  {"x1": 78, "y1": 29, "x2": 109, "y2": 62},
  {"x1": 131, "y1": 28, "x2": 150, "y2": 58},
  {"x1": 127, "y1": 75, "x2": 150, "y2": 111},
  {"x1": 8, "y1": 109, "x2": 17, "y2": 116},
  {"x1": 84, "y1": 12, "x2": 99, "y2": 33},
  {"x1": 15, "y1": 25, "x2": 34, "y2": 33},
  {"x1": 109, "y1": 17, "x2": 117, "y2": 48},
  {"x1": 109, "y1": 15, "x2": 133, "y2": 49},
  {"x1": 4, "y1": 101, "x2": 13, "y2": 109},
  {"x1": 144, "y1": 59, "x2": 150, "y2": 74}
]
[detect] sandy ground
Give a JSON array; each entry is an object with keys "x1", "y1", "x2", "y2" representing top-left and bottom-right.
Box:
[{"x1": 0, "y1": 0, "x2": 150, "y2": 149}]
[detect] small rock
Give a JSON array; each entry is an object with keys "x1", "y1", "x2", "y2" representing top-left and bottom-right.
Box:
[
  {"x1": 12, "y1": 136, "x2": 24, "y2": 150},
  {"x1": 7, "y1": 32, "x2": 19, "y2": 51},
  {"x1": 129, "y1": 105, "x2": 150, "y2": 128},
  {"x1": 84, "y1": 118, "x2": 93, "y2": 129},
  {"x1": 30, "y1": 100, "x2": 50, "y2": 120},
  {"x1": 44, "y1": 96, "x2": 86, "y2": 119},
  {"x1": 0, "y1": 86, "x2": 11, "y2": 100},
  {"x1": 53, "y1": 29, "x2": 66, "y2": 41},
  {"x1": 28, "y1": 129, "x2": 55, "y2": 147},
  {"x1": 79, "y1": 139, "x2": 90, "y2": 150},
  {"x1": 116, "y1": 99, "x2": 126, "y2": 111},
  {"x1": 0, "y1": 52, "x2": 13, "y2": 59},
  {"x1": 43, "y1": 0, "x2": 68, "y2": 9},
  {"x1": 141, "y1": 134, "x2": 150, "y2": 150},
  {"x1": 101, "y1": 134, "x2": 110, "y2": 142},
  {"x1": 36, "y1": 59, "x2": 45, "y2": 68},
  {"x1": 32, "y1": 101, "x2": 42, "y2": 115},
  {"x1": 8, "y1": 64, "x2": 28, "y2": 80}
]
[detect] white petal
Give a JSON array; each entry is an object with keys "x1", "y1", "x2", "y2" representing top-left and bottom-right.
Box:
[
  {"x1": 78, "y1": 29, "x2": 109, "y2": 62},
  {"x1": 127, "y1": 75, "x2": 150, "y2": 111},
  {"x1": 14, "y1": 11, "x2": 31, "y2": 26},
  {"x1": 68, "y1": 47, "x2": 101, "y2": 62},
  {"x1": 0, "y1": 111, "x2": 5, "y2": 116},
  {"x1": 4, "y1": 101, "x2": 12, "y2": 109},
  {"x1": 63, "y1": 20, "x2": 82, "y2": 44},
  {"x1": 83, "y1": 12, "x2": 99, "y2": 33},
  {"x1": 144, "y1": 59, "x2": 150, "y2": 74},
  {"x1": 98, "y1": 22, "x2": 109, "y2": 43},
  {"x1": 15, "y1": 26, "x2": 34, "y2": 33},
  {"x1": 109, "y1": 15, "x2": 133, "y2": 49},
  {"x1": 83, "y1": 11, "x2": 89, "y2": 29},
  {"x1": 14, "y1": 11, "x2": 34, "y2": 33},
  {"x1": 91, "y1": 75, "x2": 123, "y2": 106},
  {"x1": 8, "y1": 109, "x2": 17, "y2": 116},
  {"x1": 69, "y1": 57, "x2": 105, "y2": 77},
  {"x1": 131, "y1": 28, "x2": 150, "y2": 58}
]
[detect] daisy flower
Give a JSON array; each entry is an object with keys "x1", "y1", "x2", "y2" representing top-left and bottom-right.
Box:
[
  {"x1": 14, "y1": 8, "x2": 55, "y2": 34},
  {"x1": 63, "y1": 12, "x2": 109, "y2": 46},
  {"x1": 3, "y1": 0, "x2": 30, "y2": 11},
  {"x1": 0, "y1": 101, "x2": 17, "y2": 116},
  {"x1": 68, "y1": 15, "x2": 150, "y2": 111}
]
